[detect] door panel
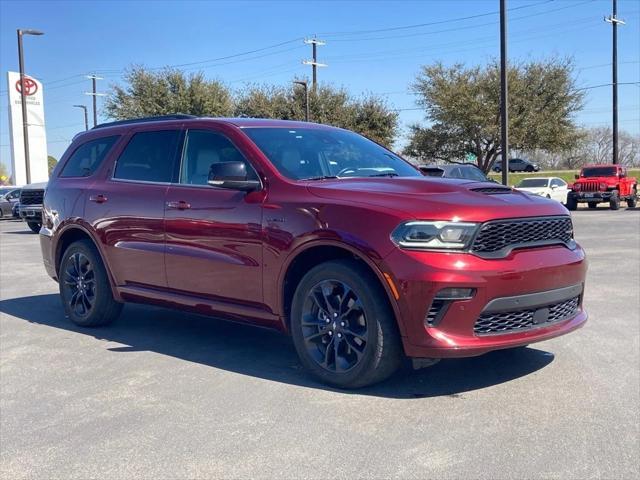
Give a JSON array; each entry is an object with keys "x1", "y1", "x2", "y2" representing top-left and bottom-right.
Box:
[{"x1": 164, "y1": 186, "x2": 263, "y2": 305}]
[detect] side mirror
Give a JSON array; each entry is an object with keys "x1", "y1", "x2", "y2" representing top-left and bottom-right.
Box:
[
  {"x1": 208, "y1": 161, "x2": 261, "y2": 192},
  {"x1": 574, "y1": 174, "x2": 580, "y2": 180},
  {"x1": 551, "y1": 185, "x2": 558, "y2": 190}
]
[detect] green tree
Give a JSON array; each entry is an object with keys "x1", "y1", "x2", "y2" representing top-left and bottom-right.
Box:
[
  {"x1": 0, "y1": 162, "x2": 10, "y2": 185},
  {"x1": 105, "y1": 66, "x2": 234, "y2": 119},
  {"x1": 404, "y1": 58, "x2": 584, "y2": 172},
  {"x1": 235, "y1": 82, "x2": 399, "y2": 147},
  {"x1": 48, "y1": 155, "x2": 57, "y2": 175}
]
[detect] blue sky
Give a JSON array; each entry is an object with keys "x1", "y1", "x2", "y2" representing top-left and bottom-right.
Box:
[{"x1": 0, "y1": 0, "x2": 639, "y2": 171}]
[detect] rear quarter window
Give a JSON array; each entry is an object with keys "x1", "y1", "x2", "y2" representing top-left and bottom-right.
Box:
[{"x1": 60, "y1": 136, "x2": 119, "y2": 178}]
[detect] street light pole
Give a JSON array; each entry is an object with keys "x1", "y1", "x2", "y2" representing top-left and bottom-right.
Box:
[
  {"x1": 499, "y1": 0, "x2": 509, "y2": 186},
  {"x1": 17, "y1": 28, "x2": 44, "y2": 185},
  {"x1": 293, "y1": 81, "x2": 309, "y2": 122},
  {"x1": 605, "y1": 0, "x2": 625, "y2": 164},
  {"x1": 73, "y1": 105, "x2": 89, "y2": 131}
]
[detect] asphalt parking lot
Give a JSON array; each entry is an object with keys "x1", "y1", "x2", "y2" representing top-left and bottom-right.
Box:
[{"x1": 1, "y1": 209, "x2": 639, "y2": 479}]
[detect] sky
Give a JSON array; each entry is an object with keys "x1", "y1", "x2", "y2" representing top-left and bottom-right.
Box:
[{"x1": 0, "y1": 0, "x2": 639, "y2": 175}]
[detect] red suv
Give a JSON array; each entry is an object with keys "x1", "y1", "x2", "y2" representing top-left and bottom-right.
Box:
[{"x1": 41, "y1": 116, "x2": 588, "y2": 388}]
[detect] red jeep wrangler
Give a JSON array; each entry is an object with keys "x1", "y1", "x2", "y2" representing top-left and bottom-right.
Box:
[{"x1": 567, "y1": 164, "x2": 637, "y2": 210}]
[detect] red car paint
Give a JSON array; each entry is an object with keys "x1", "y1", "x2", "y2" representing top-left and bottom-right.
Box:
[{"x1": 40, "y1": 118, "x2": 587, "y2": 359}]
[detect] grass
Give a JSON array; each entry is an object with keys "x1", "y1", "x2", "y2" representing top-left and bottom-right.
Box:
[{"x1": 487, "y1": 169, "x2": 640, "y2": 186}]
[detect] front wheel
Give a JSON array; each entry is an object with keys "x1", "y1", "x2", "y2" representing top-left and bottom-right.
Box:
[
  {"x1": 59, "y1": 239, "x2": 123, "y2": 327},
  {"x1": 610, "y1": 191, "x2": 620, "y2": 210},
  {"x1": 566, "y1": 194, "x2": 578, "y2": 211},
  {"x1": 27, "y1": 221, "x2": 41, "y2": 233},
  {"x1": 290, "y1": 259, "x2": 402, "y2": 388}
]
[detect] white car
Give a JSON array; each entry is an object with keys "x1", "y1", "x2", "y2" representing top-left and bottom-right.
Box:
[{"x1": 515, "y1": 177, "x2": 570, "y2": 204}]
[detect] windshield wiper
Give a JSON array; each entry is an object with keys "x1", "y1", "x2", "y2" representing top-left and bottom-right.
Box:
[
  {"x1": 300, "y1": 175, "x2": 340, "y2": 181},
  {"x1": 368, "y1": 172, "x2": 399, "y2": 178}
]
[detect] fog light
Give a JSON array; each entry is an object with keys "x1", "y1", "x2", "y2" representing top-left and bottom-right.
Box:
[{"x1": 434, "y1": 288, "x2": 475, "y2": 300}]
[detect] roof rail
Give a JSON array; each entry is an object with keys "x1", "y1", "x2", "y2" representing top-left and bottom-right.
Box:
[{"x1": 92, "y1": 114, "x2": 197, "y2": 130}]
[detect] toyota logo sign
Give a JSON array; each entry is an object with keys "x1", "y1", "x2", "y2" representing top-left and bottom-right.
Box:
[{"x1": 15, "y1": 77, "x2": 38, "y2": 96}]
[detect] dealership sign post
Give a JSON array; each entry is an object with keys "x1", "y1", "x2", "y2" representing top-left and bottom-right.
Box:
[{"x1": 6, "y1": 71, "x2": 48, "y2": 185}]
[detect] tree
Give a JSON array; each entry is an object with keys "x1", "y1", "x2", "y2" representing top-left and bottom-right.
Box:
[
  {"x1": 404, "y1": 59, "x2": 584, "y2": 171},
  {"x1": 235, "y1": 82, "x2": 399, "y2": 147},
  {"x1": 0, "y1": 162, "x2": 10, "y2": 185},
  {"x1": 105, "y1": 66, "x2": 234, "y2": 119},
  {"x1": 48, "y1": 156, "x2": 57, "y2": 175}
]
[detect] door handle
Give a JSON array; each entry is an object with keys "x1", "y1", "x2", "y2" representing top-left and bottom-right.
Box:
[
  {"x1": 89, "y1": 194, "x2": 108, "y2": 204},
  {"x1": 166, "y1": 200, "x2": 191, "y2": 210}
]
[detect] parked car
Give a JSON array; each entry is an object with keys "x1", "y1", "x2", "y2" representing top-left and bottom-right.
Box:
[
  {"x1": 515, "y1": 177, "x2": 569, "y2": 204},
  {"x1": 19, "y1": 182, "x2": 47, "y2": 233},
  {"x1": 493, "y1": 158, "x2": 540, "y2": 173},
  {"x1": 567, "y1": 164, "x2": 637, "y2": 210},
  {"x1": 419, "y1": 163, "x2": 494, "y2": 182},
  {"x1": 41, "y1": 115, "x2": 587, "y2": 388},
  {"x1": 0, "y1": 187, "x2": 21, "y2": 218}
]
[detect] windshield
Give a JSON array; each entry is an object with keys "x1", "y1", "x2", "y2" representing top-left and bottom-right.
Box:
[
  {"x1": 582, "y1": 167, "x2": 617, "y2": 177},
  {"x1": 243, "y1": 127, "x2": 421, "y2": 180},
  {"x1": 517, "y1": 178, "x2": 549, "y2": 188}
]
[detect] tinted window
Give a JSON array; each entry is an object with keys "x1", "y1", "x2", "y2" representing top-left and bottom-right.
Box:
[
  {"x1": 60, "y1": 136, "x2": 118, "y2": 178},
  {"x1": 243, "y1": 127, "x2": 421, "y2": 180},
  {"x1": 551, "y1": 178, "x2": 565, "y2": 187},
  {"x1": 114, "y1": 130, "x2": 181, "y2": 183},
  {"x1": 458, "y1": 166, "x2": 488, "y2": 181},
  {"x1": 180, "y1": 130, "x2": 257, "y2": 185}
]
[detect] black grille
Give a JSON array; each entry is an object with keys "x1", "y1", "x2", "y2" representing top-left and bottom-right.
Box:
[
  {"x1": 471, "y1": 216, "x2": 573, "y2": 256},
  {"x1": 471, "y1": 187, "x2": 512, "y2": 194},
  {"x1": 20, "y1": 189, "x2": 44, "y2": 205},
  {"x1": 474, "y1": 296, "x2": 580, "y2": 335}
]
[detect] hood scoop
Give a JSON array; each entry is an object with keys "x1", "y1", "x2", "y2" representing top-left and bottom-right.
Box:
[{"x1": 471, "y1": 187, "x2": 513, "y2": 194}]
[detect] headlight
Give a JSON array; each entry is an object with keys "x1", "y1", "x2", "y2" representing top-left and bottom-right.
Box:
[{"x1": 391, "y1": 221, "x2": 479, "y2": 250}]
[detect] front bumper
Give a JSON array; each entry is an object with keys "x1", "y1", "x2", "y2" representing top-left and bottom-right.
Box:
[
  {"x1": 19, "y1": 205, "x2": 42, "y2": 222},
  {"x1": 382, "y1": 244, "x2": 588, "y2": 358},
  {"x1": 572, "y1": 191, "x2": 611, "y2": 202}
]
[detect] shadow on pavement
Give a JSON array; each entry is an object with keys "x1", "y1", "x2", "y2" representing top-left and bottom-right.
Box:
[{"x1": 0, "y1": 293, "x2": 555, "y2": 399}]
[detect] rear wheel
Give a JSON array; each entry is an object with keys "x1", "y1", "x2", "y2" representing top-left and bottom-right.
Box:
[
  {"x1": 290, "y1": 259, "x2": 402, "y2": 388},
  {"x1": 566, "y1": 194, "x2": 578, "y2": 211},
  {"x1": 59, "y1": 240, "x2": 123, "y2": 327},
  {"x1": 588, "y1": 202, "x2": 598, "y2": 209},
  {"x1": 27, "y1": 221, "x2": 41, "y2": 233},
  {"x1": 609, "y1": 191, "x2": 620, "y2": 210}
]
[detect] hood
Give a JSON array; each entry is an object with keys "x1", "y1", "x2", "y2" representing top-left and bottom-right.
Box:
[
  {"x1": 21, "y1": 181, "x2": 47, "y2": 190},
  {"x1": 306, "y1": 177, "x2": 566, "y2": 222}
]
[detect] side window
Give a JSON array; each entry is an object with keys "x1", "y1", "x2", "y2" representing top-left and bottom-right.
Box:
[
  {"x1": 60, "y1": 135, "x2": 119, "y2": 178},
  {"x1": 8, "y1": 190, "x2": 20, "y2": 199},
  {"x1": 113, "y1": 130, "x2": 181, "y2": 183},
  {"x1": 179, "y1": 130, "x2": 258, "y2": 185},
  {"x1": 551, "y1": 178, "x2": 565, "y2": 187}
]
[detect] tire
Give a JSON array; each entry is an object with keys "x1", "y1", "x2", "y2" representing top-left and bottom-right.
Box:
[
  {"x1": 588, "y1": 202, "x2": 598, "y2": 209},
  {"x1": 609, "y1": 191, "x2": 620, "y2": 210},
  {"x1": 566, "y1": 194, "x2": 578, "y2": 211},
  {"x1": 290, "y1": 259, "x2": 402, "y2": 388},
  {"x1": 628, "y1": 189, "x2": 637, "y2": 208},
  {"x1": 27, "y1": 221, "x2": 41, "y2": 233},
  {"x1": 525, "y1": 166, "x2": 534, "y2": 172},
  {"x1": 0, "y1": 208, "x2": 6, "y2": 218},
  {"x1": 546, "y1": 194, "x2": 551, "y2": 199},
  {"x1": 59, "y1": 239, "x2": 123, "y2": 327}
]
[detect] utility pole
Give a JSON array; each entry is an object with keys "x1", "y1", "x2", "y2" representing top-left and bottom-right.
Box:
[
  {"x1": 605, "y1": 0, "x2": 625, "y2": 164},
  {"x1": 17, "y1": 28, "x2": 44, "y2": 185},
  {"x1": 73, "y1": 105, "x2": 89, "y2": 131},
  {"x1": 85, "y1": 74, "x2": 104, "y2": 127},
  {"x1": 293, "y1": 81, "x2": 310, "y2": 121},
  {"x1": 499, "y1": 0, "x2": 509, "y2": 186},
  {"x1": 303, "y1": 38, "x2": 327, "y2": 88}
]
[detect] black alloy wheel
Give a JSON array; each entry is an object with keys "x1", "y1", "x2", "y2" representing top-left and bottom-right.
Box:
[
  {"x1": 62, "y1": 252, "x2": 96, "y2": 319},
  {"x1": 301, "y1": 279, "x2": 368, "y2": 373}
]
